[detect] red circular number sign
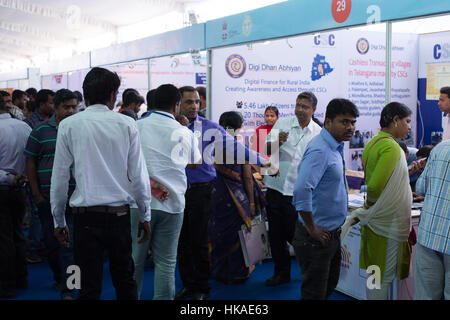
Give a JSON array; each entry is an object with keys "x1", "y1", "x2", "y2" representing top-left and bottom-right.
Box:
[{"x1": 332, "y1": 0, "x2": 352, "y2": 23}]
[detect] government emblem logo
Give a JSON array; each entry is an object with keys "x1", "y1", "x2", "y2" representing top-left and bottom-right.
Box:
[
  {"x1": 356, "y1": 38, "x2": 369, "y2": 54},
  {"x1": 225, "y1": 54, "x2": 246, "y2": 78}
]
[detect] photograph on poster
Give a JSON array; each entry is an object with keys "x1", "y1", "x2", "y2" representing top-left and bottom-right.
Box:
[
  {"x1": 350, "y1": 130, "x2": 374, "y2": 149},
  {"x1": 350, "y1": 150, "x2": 364, "y2": 172}
]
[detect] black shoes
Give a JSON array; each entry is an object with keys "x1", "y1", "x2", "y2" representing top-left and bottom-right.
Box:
[
  {"x1": 0, "y1": 288, "x2": 17, "y2": 299},
  {"x1": 16, "y1": 279, "x2": 28, "y2": 290},
  {"x1": 174, "y1": 287, "x2": 192, "y2": 300},
  {"x1": 191, "y1": 292, "x2": 210, "y2": 300},
  {"x1": 265, "y1": 274, "x2": 291, "y2": 286},
  {"x1": 25, "y1": 251, "x2": 42, "y2": 264},
  {"x1": 175, "y1": 287, "x2": 210, "y2": 300}
]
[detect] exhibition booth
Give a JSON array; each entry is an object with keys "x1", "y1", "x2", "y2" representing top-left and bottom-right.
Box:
[{"x1": 1, "y1": 0, "x2": 449, "y2": 300}]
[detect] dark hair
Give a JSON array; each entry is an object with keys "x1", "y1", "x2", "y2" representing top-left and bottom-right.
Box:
[
  {"x1": 264, "y1": 105, "x2": 279, "y2": 117},
  {"x1": 219, "y1": 111, "x2": 243, "y2": 131},
  {"x1": 82, "y1": 67, "x2": 120, "y2": 105},
  {"x1": 146, "y1": 89, "x2": 156, "y2": 110},
  {"x1": 379, "y1": 102, "x2": 412, "y2": 128},
  {"x1": 179, "y1": 86, "x2": 196, "y2": 97},
  {"x1": 122, "y1": 89, "x2": 144, "y2": 107},
  {"x1": 397, "y1": 141, "x2": 408, "y2": 154},
  {"x1": 196, "y1": 86, "x2": 206, "y2": 99},
  {"x1": 54, "y1": 89, "x2": 77, "y2": 108},
  {"x1": 0, "y1": 95, "x2": 5, "y2": 110},
  {"x1": 153, "y1": 84, "x2": 181, "y2": 111},
  {"x1": 0, "y1": 90, "x2": 11, "y2": 98},
  {"x1": 25, "y1": 100, "x2": 36, "y2": 113},
  {"x1": 312, "y1": 115, "x2": 323, "y2": 127},
  {"x1": 36, "y1": 89, "x2": 55, "y2": 108},
  {"x1": 440, "y1": 86, "x2": 450, "y2": 97},
  {"x1": 325, "y1": 98, "x2": 359, "y2": 120},
  {"x1": 417, "y1": 145, "x2": 433, "y2": 158},
  {"x1": 73, "y1": 90, "x2": 83, "y2": 103},
  {"x1": 12, "y1": 90, "x2": 26, "y2": 103},
  {"x1": 297, "y1": 91, "x2": 318, "y2": 108},
  {"x1": 25, "y1": 88, "x2": 37, "y2": 99}
]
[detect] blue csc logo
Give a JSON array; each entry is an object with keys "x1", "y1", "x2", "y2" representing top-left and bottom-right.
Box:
[
  {"x1": 314, "y1": 34, "x2": 335, "y2": 46},
  {"x1": 433, "y1": 43, "x2": 450, "y2": 60}
]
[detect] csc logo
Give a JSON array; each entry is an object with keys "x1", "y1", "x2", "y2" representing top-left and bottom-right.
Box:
[
  {"x1": 433, "y1": 43, "x2": 450, "y2": 60},
  {"x1": 314, "y1": 34, "x2": 335, "y2": 46}
]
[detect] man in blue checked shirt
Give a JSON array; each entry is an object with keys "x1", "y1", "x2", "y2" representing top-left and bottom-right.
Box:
[
  {"x1": 292, "y1": 98, "x2": 359, "y2": 300},
  {"x1": 414, "y1": 140, "x2": 450, "y2": 300}
]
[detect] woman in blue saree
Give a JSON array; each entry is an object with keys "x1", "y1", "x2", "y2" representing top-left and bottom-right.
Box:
[{"x1": 208, "y1": 111, "x2": 266, "y2": 285}]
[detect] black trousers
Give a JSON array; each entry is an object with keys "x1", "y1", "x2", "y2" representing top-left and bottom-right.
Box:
[
  {"x1": 0, "y1": 188, "x2": 27, "y2": 292},
  {"x1": 265, "y1": 188, "x2": 297, "y2": 278},
  {"x1": 292, "y1": 221, "x2": 341, "y2": 300},
  {"x1": 73, "y1": 209, "x2": 137, "y2": 300},
  {"x1": 177, "y1": 183, "x2": 212, "y2": 293}
]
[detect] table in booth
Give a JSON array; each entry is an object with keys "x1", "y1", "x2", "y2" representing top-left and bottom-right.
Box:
[{"x1": 336, "y1": 192, "x2": 421, "y2": 300}]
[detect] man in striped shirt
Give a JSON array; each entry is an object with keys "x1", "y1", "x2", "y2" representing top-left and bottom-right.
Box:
[
  {"x1": 414, "y1": 140, "x2": 450, "y2": 300},
  {"x1": 24, "y1": 89, "x2": 78, "y2": 300}
]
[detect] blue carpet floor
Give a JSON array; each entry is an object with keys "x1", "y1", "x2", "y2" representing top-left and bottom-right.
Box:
[{"x1": 8, "y1": 256, "x2": 354, "y2": 300}]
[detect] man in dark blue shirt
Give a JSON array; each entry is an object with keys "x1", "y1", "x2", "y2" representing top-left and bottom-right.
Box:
[{"x1": 175, "y1": 86, "x2": 269, "y2": 300}]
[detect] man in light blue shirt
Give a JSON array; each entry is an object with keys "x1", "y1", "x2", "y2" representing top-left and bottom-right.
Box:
[
  {"x1": 414, "y1": 140, "x2": 450, "y2": 300},
  {"x1": 292, "y1": 98, "x2": 359, "y2": 300}
]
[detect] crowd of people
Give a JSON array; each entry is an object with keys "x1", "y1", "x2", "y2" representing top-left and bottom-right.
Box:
[{"x1": 0, "y1": 67, "x2": 449, "y2": 301}]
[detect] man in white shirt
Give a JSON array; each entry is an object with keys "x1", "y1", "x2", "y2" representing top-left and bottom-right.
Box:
[
  {"x1": 264, "y1": 91, "x2": 321, "y2": 286},
  {"x1": 50, "y1": 67, "x2": 152, "y2": 300},
  {"x1": 0, "y1": 97, "x2": 31, "y2": 299},
  {"x1": 438, "y1": 86, "x2": 450, "y2": 141},
  {"x1": 133, "y1": 84, "x2": 201, "y2": 300}
]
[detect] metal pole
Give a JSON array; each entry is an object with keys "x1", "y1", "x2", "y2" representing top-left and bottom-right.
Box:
[
  {"x1": 385, "y1": 21, "x2": 392, "y2": 104},
  {"x1": 206, "y1": 49, "x2": 212, "y2": 120}
]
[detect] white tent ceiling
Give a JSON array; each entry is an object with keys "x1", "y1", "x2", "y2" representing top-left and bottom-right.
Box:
[
  {"x1": 0, "y1": 0, "x2": 199, "y2": 65},
  {"x1": 0, "y1": 1, "x2": 448, "y2": 73},
  {"x1": 0, "y1": 0, "x2": 284, "y2": 72}
]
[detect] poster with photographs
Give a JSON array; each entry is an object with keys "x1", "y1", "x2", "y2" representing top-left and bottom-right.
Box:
[
  {"x1": 350, "y1": 130, "x2": 375, "y2": 149},
  {"x1": 350, "y1": 150, "x2": 364, "y2": 172}
]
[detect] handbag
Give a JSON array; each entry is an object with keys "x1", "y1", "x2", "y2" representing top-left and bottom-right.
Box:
[
  {"x1": 238, "y1": 218, "x2": 271, "y2": 267},
  {"x1": 408, "y1": 227, "x2": 417, "y2": 246}
]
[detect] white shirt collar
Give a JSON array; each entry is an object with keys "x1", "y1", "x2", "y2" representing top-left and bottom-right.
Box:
[
  {"x1": 291, "y1": 117, "x2": 315, "y2": 133},
  {"x1": 84, "y1": 104, "x2": 111, "y2": 111}
]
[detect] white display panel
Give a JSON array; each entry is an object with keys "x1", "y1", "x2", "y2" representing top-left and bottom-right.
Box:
[
  {"x1": 68, "y1": 69, "x2": 90, "y2": 93},
  {"x1": 211, "y1": 29, "x2": 418, "y2": 165},
  {"x1": 149, "y1": 51, "x2": 207, "y2": 89},
  {"x1": 41, "y1": 74, "x2": 68, "y2": 91},
  {"x1": 105, "y1": 60, "x2": 149, "y2": 115}
]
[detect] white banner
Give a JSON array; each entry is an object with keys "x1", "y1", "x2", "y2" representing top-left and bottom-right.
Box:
[
  {"x1": 149, "y1": 51, "x2": 207, "y2": 89},
  {"x1": 68, "y1": 69, "x2": 89, "y2": 93},
  {"x1": 105, "y1": 60, "x2": 149, "y2": 115},
  {"x1": 211, "y1": 29, "x2": 418, "y2": 170}
]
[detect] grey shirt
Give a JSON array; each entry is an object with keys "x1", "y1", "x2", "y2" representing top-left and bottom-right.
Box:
[{"x1": 0, "y1": 113, "x2": 32, "y2": 181}]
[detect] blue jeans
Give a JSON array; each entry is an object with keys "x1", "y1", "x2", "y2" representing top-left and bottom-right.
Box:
[
  {"x1": 37, "y1": 200, "x2": 76, "y2": 299},
  {"x1": 414, "y1": 243, "x2": 450, "y2": 300},
  {"x1": 131, "y1": 208, "x2": 184, "y2": 300},
  {"x1": 26, "y1": 204, "x2": 45, "y2": 252}
]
